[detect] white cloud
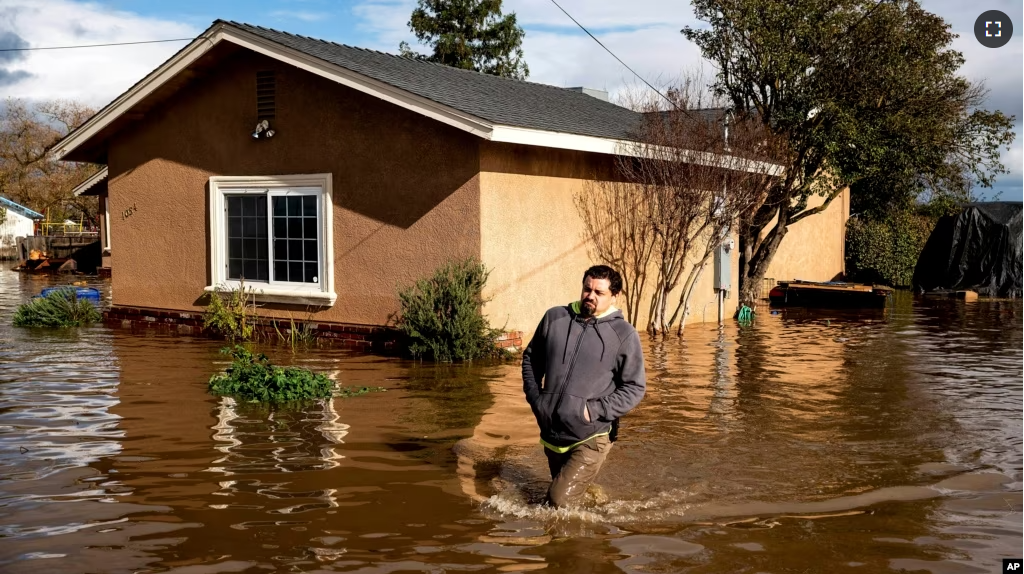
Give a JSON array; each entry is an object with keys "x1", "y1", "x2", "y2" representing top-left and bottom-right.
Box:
[
  {"x1": 522, "y1": 27, "x2": 709, "y2": 97},
  {"x1": 506, "y1": 0, "x2": 698, "y2": 30},
  {"x1": 0, "y1": 0, "x2": 199, "y2": 107},
  {"x1": 269, "y1": 10, "x2": 331, "y2": 23},
  {"x1": 351, "y1": 0, "x2": 416, "y2": 50}
]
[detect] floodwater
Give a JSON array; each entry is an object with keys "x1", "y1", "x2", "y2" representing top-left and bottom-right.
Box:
[{"x1": 1, "y1": 269, "x2": 1021, "y2": 574}]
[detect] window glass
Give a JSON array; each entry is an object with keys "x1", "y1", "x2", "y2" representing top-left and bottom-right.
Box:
[
  {"x1": 271, "y1": 195, "x2": 319, "y2": 284},
  {"x1": 226, "y1": 195, "x2": 269, "y2": 281}
]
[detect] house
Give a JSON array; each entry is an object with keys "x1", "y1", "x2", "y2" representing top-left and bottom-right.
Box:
[
  {"x1": 72, "y1": 167, "x2": 112, "y2": 275},
  {"x1": 54, "y1": 20, "x2": 848, "y2": 344},
  {"x1": 0, "y1": 196, "x2": 43, "y2": 260}
]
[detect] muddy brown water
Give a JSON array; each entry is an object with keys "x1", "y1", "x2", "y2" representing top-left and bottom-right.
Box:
[{"x1": 1, "y1": 270, "x2": 1020, "y2": 573}]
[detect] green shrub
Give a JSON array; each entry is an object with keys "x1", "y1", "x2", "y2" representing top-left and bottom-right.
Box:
[
  {"x1": 393, "y1": 258, "x2": 507, "y2": 362},
  {"x1": 204, "y1": 281, "x2": 258, "y2": 341},
  {"x1": 208, "y1": 346, "x2": 385, "y2": 403},
  {"x1": 13, "y1": 287, "x2": 101, "y2": 327},
  {"x1": 846, "y1": 210, "x2": 936, "y2": 288}
]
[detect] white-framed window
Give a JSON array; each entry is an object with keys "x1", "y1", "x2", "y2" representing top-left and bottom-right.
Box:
[{"x1": 207, "y1": 174, "x2": 336, "y2": 306}]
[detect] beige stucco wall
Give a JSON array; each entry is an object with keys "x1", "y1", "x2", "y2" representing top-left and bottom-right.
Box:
[
  {"x1": 106, "y1": 48, "x2": 480, "y2": 325},
  {"x1": 763, "y1": 188, "x2": 850, "y2": 290},
  {"x1": 479, "y1": 144, "x2": 850, "y2": 340},
  {"x1": 478, "y1": 144, "x2": 601, "y2": 337},
  {"x1": 479, "y1": 143, "x2": 744, "y2": 341}
]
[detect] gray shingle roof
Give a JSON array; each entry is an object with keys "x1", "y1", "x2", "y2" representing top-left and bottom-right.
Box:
[{"x1": 223, "y1": 21, "x2": 644, "y2": 140}]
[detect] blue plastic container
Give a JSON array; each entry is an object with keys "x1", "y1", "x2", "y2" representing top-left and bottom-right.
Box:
[{"x1": 40, "y1": 287, "x2": 101, "y2": 305}]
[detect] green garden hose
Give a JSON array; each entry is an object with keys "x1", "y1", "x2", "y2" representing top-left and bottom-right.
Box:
[{"x1": 737, "y1": 305, "x2": 754, "y2": 325}]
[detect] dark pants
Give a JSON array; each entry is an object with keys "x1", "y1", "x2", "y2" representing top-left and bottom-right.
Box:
[{"x1": 543, "y1": 434, "x2": 613, "y2": 508}]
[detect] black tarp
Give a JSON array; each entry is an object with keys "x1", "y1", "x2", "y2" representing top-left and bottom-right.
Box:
[{"x1": 913, "y1": 202, "x2": 1023, "y2": 298}]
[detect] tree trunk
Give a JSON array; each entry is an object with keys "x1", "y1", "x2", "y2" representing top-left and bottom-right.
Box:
[
  {"x1": 674, "y1": 261, "x2": 707, "y2": 337},
  {"x1": 737, "y1": 217, "x2": 789, "y2": 308}
]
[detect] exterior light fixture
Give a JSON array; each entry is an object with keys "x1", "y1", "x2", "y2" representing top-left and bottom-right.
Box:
[{"x1": 252, "y1": 119, "x2": 275, "y2": 139}]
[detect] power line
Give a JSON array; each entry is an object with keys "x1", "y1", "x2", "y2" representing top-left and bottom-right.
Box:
[
  {"x1": 0, "y1": 38, "x2": 193, "y2": 52},
  {"x1": 547, "y1": 0, "x2": 681, "y2": 112}
]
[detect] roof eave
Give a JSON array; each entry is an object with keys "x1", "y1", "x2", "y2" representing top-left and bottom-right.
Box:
[{"x1": 72, "y1": 167, "x2": 109, "y2": 197}]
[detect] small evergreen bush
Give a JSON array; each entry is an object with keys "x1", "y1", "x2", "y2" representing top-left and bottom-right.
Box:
[
  {"x1": 14, "y1": 287, "x2": 101, "y2": 328},
  {"x1": 846, "y1": 210, "x2": 936, "y2": 288},
  {"x1": 393, "y1": 258, "x2": 507, "y2": 362},
  {"x1": 208, "y1": 346, "x2": 384, "y2": 403},
  {"x1": 204, "y1": 282, "x2": 258, "y2": 341}
]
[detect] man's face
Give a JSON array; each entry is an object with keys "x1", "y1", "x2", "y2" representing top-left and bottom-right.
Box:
[{"x1": 580, "y1": 276, "x2": 617, "y2": 317}]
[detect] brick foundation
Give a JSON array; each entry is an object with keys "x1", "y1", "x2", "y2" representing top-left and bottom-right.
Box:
[
  {"x1": 496, "y1": 330, "x2": 524, "y2": 352},
  {"x1": 103, "y1": 305, "x2": 401, "y2": 353},
  {"x1": 103, "y1": 306, "x2": 525, "y2": 356}
]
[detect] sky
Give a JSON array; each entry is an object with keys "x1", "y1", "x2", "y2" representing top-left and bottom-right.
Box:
[{"x1": 0, "y1": 0, "x2": 1021, "y2": 200}]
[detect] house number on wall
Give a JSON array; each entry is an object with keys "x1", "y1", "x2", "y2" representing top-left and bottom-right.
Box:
[{"x1": 122, "y1": 204, "x2": 138, "y2": 220}]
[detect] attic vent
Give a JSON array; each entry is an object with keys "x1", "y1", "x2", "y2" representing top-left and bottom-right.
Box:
[{"x1": 256, "y1": 71, "x2": 276, "y2": 121}]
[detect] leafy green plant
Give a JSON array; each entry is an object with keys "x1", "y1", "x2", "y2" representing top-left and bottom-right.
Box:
[
  {"x1": 14, "y1": 287, "x2": 101, "y2": 327},
  {"x1": 209, "y1": 346, "x2": 384, "y2": 404},
  {"x1": 846, "y1": 210, "x2": 936, "y2": 288},
  {"x1": 204, "y1": 280, "x2": 259, "y2": 341},
  {"x1": 392, "y1": 258, "x2": 510, "y2": 362}
]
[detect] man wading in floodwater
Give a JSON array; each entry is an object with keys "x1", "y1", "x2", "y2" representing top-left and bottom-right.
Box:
[{"x1": 522, "y1": 265, "x2": 646, "y2": 508}]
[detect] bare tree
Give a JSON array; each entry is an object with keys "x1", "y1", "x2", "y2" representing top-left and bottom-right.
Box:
[
  {"x1": 574, "y1": 176, "x2": 657, "y2": 326},
  {"x1": 577, "y1": 77, "x2": 782, "y2": 336},
  {"x1": 0, "y1": 98, "x2": 98, "y2": 224}
]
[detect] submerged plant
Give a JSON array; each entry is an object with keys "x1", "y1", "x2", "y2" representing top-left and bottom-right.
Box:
[
  {"x1": 13, "y1": 287, "x2": 101, "y2": 328},
  {"x1": 204, "y1": 280, "x2": 259, "y2": 341},
  {"x1": 272, "y1": 313, "x2": 319, "y2": 350},
  {"x1": 208, "y1": 346, "x2": 384, "y2": 403}
]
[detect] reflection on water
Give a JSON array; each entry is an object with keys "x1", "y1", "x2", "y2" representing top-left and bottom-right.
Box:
[
  {"x1": 209, "y1": 396, "x2": 351, "y2": 475},
  {"x1": 0, "y1": 270, "x2": 1021, "y2": 573},
  {"x1": 208, "y1": 397, "x2": 351, "y2": 514}
]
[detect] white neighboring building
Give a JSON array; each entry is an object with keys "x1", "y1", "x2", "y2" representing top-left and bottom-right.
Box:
[{"x1": 0, "y1": 197, "x2": 42, "y2": 259}]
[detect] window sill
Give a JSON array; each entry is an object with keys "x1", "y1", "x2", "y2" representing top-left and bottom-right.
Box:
[{"x1": 203, "y1": 285, "x2": 337, "y2": 307}]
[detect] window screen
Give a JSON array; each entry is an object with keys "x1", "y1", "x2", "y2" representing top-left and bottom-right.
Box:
[
  {"x1": 272, "y1": 195, "x2": 319, "y2": 283},
  {"x1": 226, "y1": 195, "x2": 269, "y2": 281}
]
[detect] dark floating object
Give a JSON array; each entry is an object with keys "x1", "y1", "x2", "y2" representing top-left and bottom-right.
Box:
[
  {"x1": 769, "y1": 280, "x2": 892, "y2": 309},
  {"x1": 913, "y1": 202, "x2": 1022, "y2": 299},
  {"x1": 40, "y1": 286, "x2": 101, "y2": 305}
]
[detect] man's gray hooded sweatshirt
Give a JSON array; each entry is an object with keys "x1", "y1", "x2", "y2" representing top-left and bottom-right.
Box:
[{"x1": 522, "y1": 302, "x2": 646, "y2": 451}]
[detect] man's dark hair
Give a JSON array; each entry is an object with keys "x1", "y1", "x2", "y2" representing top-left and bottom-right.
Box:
[{"x1": 583, "y1": 265, "x2": 623, "y2": 295}]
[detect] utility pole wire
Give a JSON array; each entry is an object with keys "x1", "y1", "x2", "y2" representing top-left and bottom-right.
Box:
[
  {"x1": 0, "y1": 38, "x2": 193, "y2": 52},
  {"x1": 547, "y1": 0, "x2": 684, "y2": 113}
]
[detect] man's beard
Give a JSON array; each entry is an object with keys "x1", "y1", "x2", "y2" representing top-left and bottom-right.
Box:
[{"x1": 579, "y1": 301, "x2": 596, "y2": 317}]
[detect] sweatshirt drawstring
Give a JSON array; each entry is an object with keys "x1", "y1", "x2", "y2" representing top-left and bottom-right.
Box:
[
  {"x1": 561, "y1": 314, "x2": 574, "y2": 363},
  {"x1": 594, "y1": 321, "x2": 606, "y2": 361}
]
